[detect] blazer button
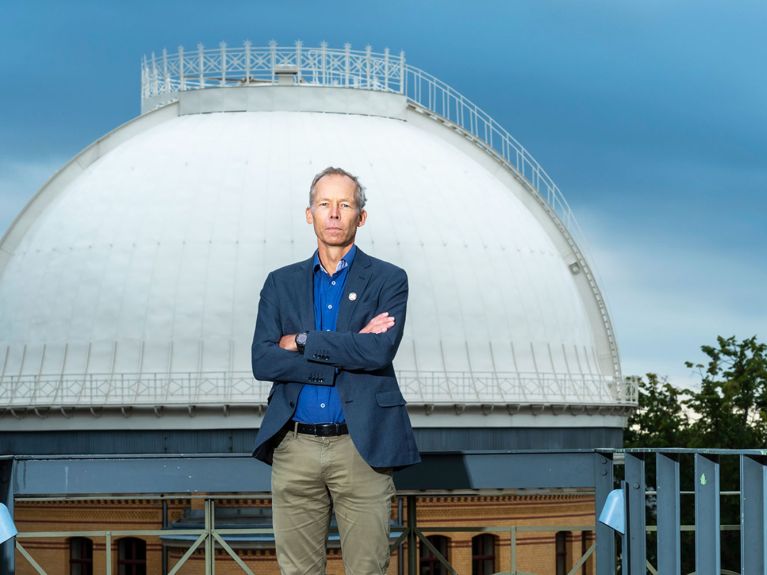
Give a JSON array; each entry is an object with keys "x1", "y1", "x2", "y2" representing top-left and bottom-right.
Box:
[{"x1": 289, "y1": 401, "x2": 295, "y2": 407}]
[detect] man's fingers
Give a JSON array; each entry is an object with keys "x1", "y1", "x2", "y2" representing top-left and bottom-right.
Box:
[
  {"x1": 359, "y1": 312, "x2": 395, "y2": 334},
  {"x1": 278, "y1": 334, "x2": 298, "y2": 351}
]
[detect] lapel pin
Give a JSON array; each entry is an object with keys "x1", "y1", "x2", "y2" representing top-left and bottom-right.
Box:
[{"x1": 348, "y1": 292, "x2": 357, "y2": 301}]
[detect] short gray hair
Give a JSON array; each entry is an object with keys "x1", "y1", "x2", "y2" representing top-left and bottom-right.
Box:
[{"x1": 308, "y1": 166, "x2": 367, "y2": 211}]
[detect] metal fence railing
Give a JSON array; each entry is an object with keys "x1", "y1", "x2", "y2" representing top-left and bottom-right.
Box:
[
  {"x1": 0, "y1": 370, "x2": 638, "y2": 410},
  {"x1": 2, "y1": 449, "x2": 763, "y2": 574},
  {"x1": 140, "y1": 41, "x2": 574, "y2": 237}
]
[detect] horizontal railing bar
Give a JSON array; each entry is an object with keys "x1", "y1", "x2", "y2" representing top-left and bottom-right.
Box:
[
  {"x1": 645, "y1": 490, "x2": 741, "y2": 496},
  {"x1": 18, "y1": 529, "x2": 205, "y2": 538},
  {"x1": 646, "y1": 525, "x2": 740, "y2": 532},
  {"x1": 414, "y1": 525, "x2": 595, "y2": 533}
]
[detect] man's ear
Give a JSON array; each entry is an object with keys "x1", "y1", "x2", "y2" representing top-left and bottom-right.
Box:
[
  {"x1": 306, "y1": 207, "x2": 313, "y2": 225},
  {"x1": 357, "y1": 209, "x2": 367, "y2": 228}
]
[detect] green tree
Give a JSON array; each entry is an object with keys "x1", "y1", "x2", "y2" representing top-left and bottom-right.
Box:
[
  {"x1": 684, "y1": 335, "x2": 767, "y2": 448},
  {"x1": 624, "y1": 373, "x2": 690, "y2": 448}
]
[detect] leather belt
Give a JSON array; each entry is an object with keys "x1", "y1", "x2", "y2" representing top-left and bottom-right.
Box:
[{"x1": 289, "y1": 420, "x2": 349, "y2": 437}]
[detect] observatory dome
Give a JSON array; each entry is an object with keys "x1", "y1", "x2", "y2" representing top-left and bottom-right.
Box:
[{"x1": 0, "y1": 43, "x2": 634, "y2": 446}]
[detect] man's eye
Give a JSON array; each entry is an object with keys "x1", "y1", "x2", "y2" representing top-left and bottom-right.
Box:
[{"x1": 341, "y1": 203, "x2": 351, "y2": 209}]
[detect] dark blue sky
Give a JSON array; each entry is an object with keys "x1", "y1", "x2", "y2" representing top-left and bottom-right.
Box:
[{"x1": 1, "y1": 0, "x2": 765, "y2": 386}]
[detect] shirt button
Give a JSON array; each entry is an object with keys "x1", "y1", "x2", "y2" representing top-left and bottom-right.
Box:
[
  {"x1": 331, "y1": 281, "x2": 336, "y2": 286},
  {"x1": 320, "y1": 403, "x2": 326, "y2": 408},
  {"x1": 325, "y1": 329, "x2": 331, "y2": 332},
  {"x1": 327, "y1": 304, "x2": 333, "y2": 309}
]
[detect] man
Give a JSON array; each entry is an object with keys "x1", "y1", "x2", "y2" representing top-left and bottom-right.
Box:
[{"x1": 251, "y1": 166, "x2": 420, "y2": 575}]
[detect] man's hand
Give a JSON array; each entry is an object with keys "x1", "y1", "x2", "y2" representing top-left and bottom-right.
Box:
[
  {"x1": 279, "y1": 334, "x2": 298, "y2": 352},
  {"x1": 359, "y1": 312, "x2": 395, "y2": 334}
]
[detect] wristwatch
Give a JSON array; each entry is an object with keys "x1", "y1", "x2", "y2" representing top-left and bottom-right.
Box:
[{"x1": 295, "y1": 332, "x2": 308, "y2": 354}]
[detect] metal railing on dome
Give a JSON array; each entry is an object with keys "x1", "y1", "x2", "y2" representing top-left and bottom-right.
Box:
[
  {"x1": 0, "y1": 370, "x2": 638, "y2": 411},
  {"x1": 140, "y1": 41, "x2": 576, "y2": 237}
]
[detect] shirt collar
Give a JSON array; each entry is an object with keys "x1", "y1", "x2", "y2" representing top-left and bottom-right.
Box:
[{"x1": 313, "y1": 244, "x2": 357, "y2": 275}]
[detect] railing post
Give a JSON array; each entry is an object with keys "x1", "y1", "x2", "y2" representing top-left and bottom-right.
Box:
[
  {"x1": 624, "y1": 453, "x2": 646, "y2": 574},
  {"x1": 594, "y1": 451, "x2": 616, "y2": 575},
  {"x1": 178, "y1": 45, "x2": 185, "y2": 91},
  {"x1": 399, "y1": 50, "x2": 406, "y2": 94},
  {"x1": 151, "y1": 52, "x2": 158, "y2": 96},
  {"x1": 205, "y1": 498, "x2": 214, "y2": 575},
  {"x1": 321, "y1": 41, "x2": 327, "y2": 84},
  {"x1": 198, "y1": 43, "x2": 205, "y2": 89},
  {"x1": 105, "y1": 531, "x2": 112, "y2": 575},
  {"x1": 407, "y1": 495, "x2": 417, "y2": 575},
  {"x1": 162, "y1": 48, "x2": 169, "y2": 93},
  {"x1": 295, "y1": 40, "x2": 302, "y2": 83},
  {"x1": 220, "y1": 41, "x2": 227, "y2": 86},
  {"x1": 656, "y1": 452, "x2": 681, "y2": 574},
  {"x1": 344, "y1": 43, "x2": 351, "y2": 87},
  {"x1": 140, "y1": 56, "x2": 148, "y2": 102},
  {"x1": 365, "y1": 44, "x2": 372, "y2": 87},
  {"x1": 270, "y1": 40, "x2": 277, "y2": 83},
  {"x1": 244, "y1": 40, "x2": 251, "y2": 83},
  {"x1": 384, "y1": 47, "x2": 390, "y2": 90},
  {"x1": 694, "y1": 453, "x2": 720, "y2": 573},
  {"x1": 741, "y1": 454, "x2": 767, "y2": 574}
]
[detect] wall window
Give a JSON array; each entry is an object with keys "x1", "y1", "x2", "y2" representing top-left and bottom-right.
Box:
[
  {"x1": 471, "y1": 534, "x2": 497, "y2": 575},
  {"x1": 69, "y1": 537, "x2": 93, "y2": 575},
  {"x1": 419, "y1": 535, "x2": 450, "y2": 575},
  {"x1": 117, "y1": 537, "x2": 146, "y2": 575},
  {"x1": 555, "y1": 531, "x2": 570, "y2": 575}
]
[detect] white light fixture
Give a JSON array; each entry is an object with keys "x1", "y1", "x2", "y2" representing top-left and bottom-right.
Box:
[
  {"x1": 0, "y1": 503, "x2": 17, "y2": 544},
  {"x1": 598, "y1": 488, "x2": 625, "y2": 534}
]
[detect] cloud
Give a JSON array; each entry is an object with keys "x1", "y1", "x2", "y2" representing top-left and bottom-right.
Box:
[
  {"x1": 578, "y1": 208, "x2": 766, "y2": 390},
  {"x1": 0, "y1": 157, "x2": 62, "y2": 238}
]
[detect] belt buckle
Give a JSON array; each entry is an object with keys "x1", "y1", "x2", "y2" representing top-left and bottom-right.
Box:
[{"x1": 317, "y1": 423, "x2": 335, "y2": 437}]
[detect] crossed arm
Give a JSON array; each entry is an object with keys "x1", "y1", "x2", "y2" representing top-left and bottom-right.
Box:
[
  {"x1": 251, "y1": 269, "x2": 408, "y2": 384},
  {"x1": 278, "y1": 312, "x2": 395, "y2": 350}
]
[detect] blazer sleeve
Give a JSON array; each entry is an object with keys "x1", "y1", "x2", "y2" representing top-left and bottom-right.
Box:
[
  {"x1": 251, "y1": 272, "x2": 336, "y2": 386},
  {"x1": 302, "y1": 267, "x2": 408, "y2": 372}
]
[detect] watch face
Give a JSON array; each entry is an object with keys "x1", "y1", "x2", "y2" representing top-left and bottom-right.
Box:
[{"x1": 297, "y1": 332, "x2": 308, "y2": 346}]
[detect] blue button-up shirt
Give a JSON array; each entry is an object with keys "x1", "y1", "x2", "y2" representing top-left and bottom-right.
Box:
[{"x1": 293, "y1": 245, "x2": 356, "y2": 423}]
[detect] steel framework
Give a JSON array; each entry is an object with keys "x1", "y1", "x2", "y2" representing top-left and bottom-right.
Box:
[{"x1": 2, "y1": 448, "x2": 764, "y2": 574}]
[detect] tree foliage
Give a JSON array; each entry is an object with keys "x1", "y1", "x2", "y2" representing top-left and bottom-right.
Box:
[
  {"x1": 624, "y1": 373, "x2": 690, "y2": 448},
  {"x1": 684, "y1": 335, "x2": 767, "y2": 448},
  {"x1": 625, "y1": 335, "x2": 766, "y2": 449}
]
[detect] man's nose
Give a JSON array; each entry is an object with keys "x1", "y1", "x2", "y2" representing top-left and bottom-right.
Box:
[{"x1": 329, "y1": 204, "x2": 340, "y2": 218}]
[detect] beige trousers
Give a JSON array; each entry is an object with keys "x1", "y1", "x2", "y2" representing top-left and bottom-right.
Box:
[{"x1": 271, "y1": 430, "x2": 395, "y2": 575}]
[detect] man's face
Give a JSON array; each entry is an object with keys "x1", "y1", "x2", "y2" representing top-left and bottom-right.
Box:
[{"x1": 306, "y1": 174, "x2": 367, "y2": 248}]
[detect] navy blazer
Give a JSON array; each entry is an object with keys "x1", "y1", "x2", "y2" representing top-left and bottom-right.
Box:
[{"x1": 251, "y1": 248, "x2": 421, "y2": 469}]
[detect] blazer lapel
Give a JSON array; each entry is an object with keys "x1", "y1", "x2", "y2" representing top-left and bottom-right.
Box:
[
  {"x1": 336, "y1": 248, "x2": 373, "y2": 332},
  {"x1": 296, "y1": 257, "x2": 315, "y2": 331}
]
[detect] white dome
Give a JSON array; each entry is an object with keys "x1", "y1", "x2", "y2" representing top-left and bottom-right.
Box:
[{"x1": 0, "y1": 76, "x2": 630, "y2": 430}]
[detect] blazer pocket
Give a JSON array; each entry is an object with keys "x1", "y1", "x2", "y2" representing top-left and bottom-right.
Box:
[{"x1": 376, "y1": 390, "x2": 407, "y2": 407}]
